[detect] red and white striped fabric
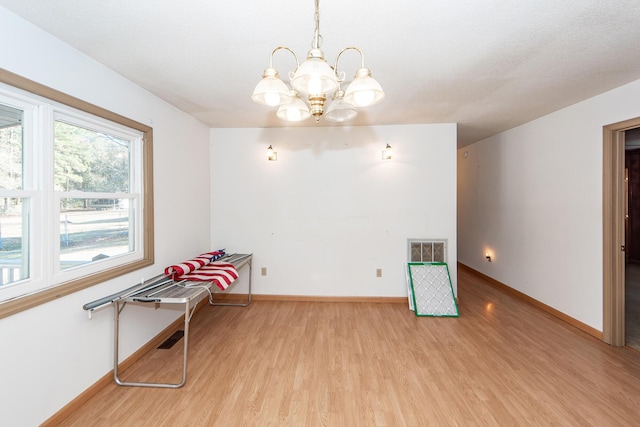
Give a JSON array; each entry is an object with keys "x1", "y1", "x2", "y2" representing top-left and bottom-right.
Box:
[
  {"x1": 164, "y1": 250, "x2": 224, "y2": 278},
  {"x1": 175, "y1": 261, "x2": 238, "y2": 290},
  {"x1": 164, "y1": 250, "x2": 238, "y2": 290}
]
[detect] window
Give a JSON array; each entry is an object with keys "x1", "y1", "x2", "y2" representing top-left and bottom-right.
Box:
[
  {"x1": 54, "y1": 117, "x2": 136, "y2": 274},
  {"x1": 0, "y1": 69, "x2": 154, "y2": 318},
  {"x1": 0, "y1": 104, "x2": 28, "y2": 286}
]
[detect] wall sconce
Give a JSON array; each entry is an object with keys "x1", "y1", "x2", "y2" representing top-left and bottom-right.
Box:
[
  {"x1": 485, "y1": 252, "x2": 492, "y2": 262},
  {"x1": 267, "y1": 145, "x2": 277, "y2": 161},
  {"x1": 382, "y1": 143, "x2": 392, "y2": 160}
]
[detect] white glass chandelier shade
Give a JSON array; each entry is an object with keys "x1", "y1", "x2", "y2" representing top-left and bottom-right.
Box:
[
  {"x1": 324, "y1": 90, "x2": 357, "y2": 122},
  {"x1": 277, "y1": 93, "x2": 312, "y2": 121},
  {"x1": 251, "y1": 67, "x2": 292, "y2": 106},
  {"x1": 291, "y1": 48, "x2": 339, "y2": 96},
  {"x1": 343, "y1": 67, "x2": 385, "y2": 107}
]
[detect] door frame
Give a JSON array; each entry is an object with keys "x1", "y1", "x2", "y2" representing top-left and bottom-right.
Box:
[{"x1": 603, "y1": 116, "x2": 640, "y2": 345}]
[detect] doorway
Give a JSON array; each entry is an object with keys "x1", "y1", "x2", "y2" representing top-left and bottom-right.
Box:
[
  {"x1": 625, "y1": 128, "x2": 640, "y2": 351},
  {"x1": 603, "y1": 117, "x2": 640, "y2": 348}
]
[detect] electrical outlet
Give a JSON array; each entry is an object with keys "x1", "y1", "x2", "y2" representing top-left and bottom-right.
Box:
[
  {"x1": 261, "y1": 267, "x2": 267, "y2": 276},
  {"x1": 376, "y1": 268, "x2": 382, "y2": 278}
]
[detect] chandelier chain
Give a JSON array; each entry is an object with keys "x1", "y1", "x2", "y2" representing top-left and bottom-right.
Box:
[{"x1": 313, "y1": 0, "x2": 321, "y2": 49}]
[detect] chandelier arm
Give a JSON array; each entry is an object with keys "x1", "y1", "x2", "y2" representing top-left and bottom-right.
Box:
[
  {"x1": 269, "y1": 46, "x2": 300, "y2": 71},
  {"x1": 334, "y1": 46, "x2": 366, "y2": 77}
]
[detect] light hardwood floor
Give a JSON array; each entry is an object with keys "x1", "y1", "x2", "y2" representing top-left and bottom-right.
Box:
[{"x1": 56, "y1": 267, "x2": 640, "y2": 426}]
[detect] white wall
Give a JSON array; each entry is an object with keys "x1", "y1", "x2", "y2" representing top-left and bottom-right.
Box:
[
  {"x1": 0, "y1": 7, "x2": 211, "y2": 426},
  {"x1": 458, "y1": 78, "x2": 640, "y2": 332},
  {"x1": 211, "y1": 124, "x2": 458, "y2": 298}
]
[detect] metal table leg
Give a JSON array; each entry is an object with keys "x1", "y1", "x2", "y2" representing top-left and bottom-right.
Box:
[
  {"x1": 113, "y1": 299, "x2": 192, "y2": 388},
  {"x1": 211, "y1": 259, "x2": 252, "y2": 307}
]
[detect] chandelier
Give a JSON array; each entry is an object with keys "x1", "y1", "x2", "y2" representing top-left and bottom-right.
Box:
[{"x1": 251, "y1": 0, "x2": 384, "y2": 123}]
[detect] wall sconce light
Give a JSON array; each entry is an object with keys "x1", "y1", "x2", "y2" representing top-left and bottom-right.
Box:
[
  {"x1": 267, "y1": 145, "x2": 277, "y2": 161},
  {"x1": 382, "y1": 143, "x2": 392, "y2": 160},
  {"x1": 485, "y1": 252, "x2": 492, "y2": 262}
]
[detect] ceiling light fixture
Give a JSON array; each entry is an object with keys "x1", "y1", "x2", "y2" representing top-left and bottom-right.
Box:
[{"x1": 251, "y1": 0, "x2": 384, "y2": 124}]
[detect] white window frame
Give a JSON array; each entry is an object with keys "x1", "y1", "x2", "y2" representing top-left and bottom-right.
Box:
[
  {"x1": 0, "y1": 69, "x2": 154, "y2": 318},
  {"x1": 51, "y1": 110, "x2": 144, "y2": 284},
  {"x1": 0, "y1": 90, "x2": 42, "y2": 298}
]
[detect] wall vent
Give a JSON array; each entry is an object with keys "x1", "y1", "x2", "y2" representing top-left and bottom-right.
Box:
[
  {"x1": 158, "y1": 330, "x2": 184, "y2": 349},
  {"x1": 408, "y1": 239, "x2": 447, "y2": 263}
]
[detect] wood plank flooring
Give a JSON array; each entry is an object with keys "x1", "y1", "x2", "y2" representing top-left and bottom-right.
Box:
[{"x1": 56, "y1": 267, "x2": 640, "y2": 426}]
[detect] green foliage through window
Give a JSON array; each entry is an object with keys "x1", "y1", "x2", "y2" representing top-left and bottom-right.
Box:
[{"x1": 54, "y1": 120, "x2": 130, "y2": 196}]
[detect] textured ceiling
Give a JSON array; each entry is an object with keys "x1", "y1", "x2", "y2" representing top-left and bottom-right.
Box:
[{"x1": 2, "y1": 0, "x2": 640, "y2": 147}]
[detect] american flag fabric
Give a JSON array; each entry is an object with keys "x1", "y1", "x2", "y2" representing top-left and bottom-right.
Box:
[
  {"x1": 164, "y1": 250, "x2": 225, "y2": 277},
  {"x1": 176, "y1": 261, "x2": 239, "y2": 290},
  {"x1": 164, "y1": 250, "x2": 238, "y2": 290}
]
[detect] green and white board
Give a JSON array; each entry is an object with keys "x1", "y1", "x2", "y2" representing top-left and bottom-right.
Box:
[{"x1": 407, "y1": 262, "x2": 459, "y2": 317}]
